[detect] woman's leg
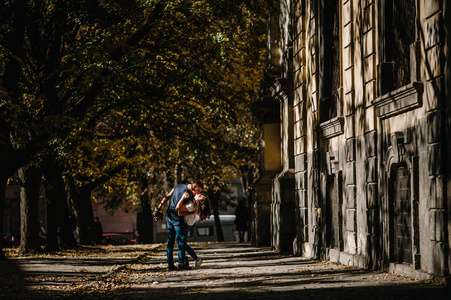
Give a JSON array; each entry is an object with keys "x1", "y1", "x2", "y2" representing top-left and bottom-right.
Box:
[
  {"x1": 186, "y1": 243, "x2": 198, "y2": 260},
  {"x1": 185, "y1": 225, "x2": 198, "y2": 260}
]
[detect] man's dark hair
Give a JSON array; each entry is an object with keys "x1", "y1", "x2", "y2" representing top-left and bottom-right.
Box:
[{"x1": 192, "y1": 180, "x2": 203, "y2": 189}]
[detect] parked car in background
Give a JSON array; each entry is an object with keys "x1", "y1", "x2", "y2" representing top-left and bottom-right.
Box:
[
  {"x1": 3, "y1": 234, "x2": 18, "y2": 247},
  {"x1": 188, "y1": 215, "x2": 237, "y2": 242},
  {"x1": 102, "y1": 233, "x2": 136, "y2": 245}
]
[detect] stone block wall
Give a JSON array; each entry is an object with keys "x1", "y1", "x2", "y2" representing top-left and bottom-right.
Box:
[{"x1": 287, "y1": 0, "x2": 450, "y2": 281}]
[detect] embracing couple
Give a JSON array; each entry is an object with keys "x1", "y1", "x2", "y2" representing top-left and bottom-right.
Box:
[{"x1": 155, "y1": 181, "x2": 211, "y2": 271}]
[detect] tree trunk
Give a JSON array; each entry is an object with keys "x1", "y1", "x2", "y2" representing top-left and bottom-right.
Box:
[
  {"x1": 58, "y1": 195, "x2": 78, "y2": 248},
  {"x1": 44, "y1": 174, "x2": 59, "y2": 251},
  {"x1": 66, "y1": 164, "x2": 127, "y2": 246},
  {"x1": 0, "y1": 175, "x2": 7, "y2": 260},
  {"x1": 137, "y1": 189, "x2": 153, "y2": 244},
  {"x1": 213, "y1": 206, "x2": 224, "y2": 242},
  {"x1": 70, "y1": 188, "x2": 96, "y2": 245},
  {"x1": 210, "y1": 192, "x2": 224, "y2": 242},
  {"x1": 0, "y1": 142, "x2": 40, "y2": 259},
  {"x1": 44, "y1": 162, "x2": 77, "y2": 250},
  {"x1": 18, "y1": 165, "x2": 43, "y2": 254}
]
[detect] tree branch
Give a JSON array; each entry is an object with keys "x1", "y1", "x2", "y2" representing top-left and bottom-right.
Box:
[{"x1": 68, "y1": 3, "x2": 165, "y2": 118}]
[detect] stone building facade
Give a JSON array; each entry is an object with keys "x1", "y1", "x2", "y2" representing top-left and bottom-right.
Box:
[{"x1": 252, "y1": 0, "x2": 450, "y2": 282}]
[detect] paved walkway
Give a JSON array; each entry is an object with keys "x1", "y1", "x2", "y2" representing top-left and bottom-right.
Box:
[{"x1": 1, "y1": 242, "x2": 449, "y2": 299}]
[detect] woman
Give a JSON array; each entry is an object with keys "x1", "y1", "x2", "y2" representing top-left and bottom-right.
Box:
[{"x1": 176, "y1": 193, "x2": 211, "y2": 268}]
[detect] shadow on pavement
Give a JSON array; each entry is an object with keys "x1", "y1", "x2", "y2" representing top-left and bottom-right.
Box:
[
  {"x1": 123, "y1": 242, "x2": 449, "y2": 300},
  {"x1": 126, "y1": 284, "x2": 450, "y2": 300},
  {"x1": 1, "y1": 242, "x2": 449, "y2": 300},
  {"x1": 0, "y1": 254, "x2": 32, "y2": 299}
]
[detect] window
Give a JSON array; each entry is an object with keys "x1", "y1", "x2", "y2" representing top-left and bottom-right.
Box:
[
  {"x1": 320, "y1": 0, "x2": 340, "y2": 123},
  {"x1": 319, "y1": 0, "x2": 344, "y2": 138},
  {"x1": 380, "y1": 0, "x2": 416, "y2": 94},
  {"x1": 197, "y1": 227, "x2": 214, "y2": 236},
  {"x1": 374, "y1": 0, "x2": 423, "y2": 118}
]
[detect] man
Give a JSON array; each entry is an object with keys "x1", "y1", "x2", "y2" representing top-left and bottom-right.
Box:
[{"x1": 156, "y1": 181, "x2": 203, "y2": 270}]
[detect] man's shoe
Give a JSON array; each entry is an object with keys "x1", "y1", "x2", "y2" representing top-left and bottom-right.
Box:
[
  {"x1": 167, "y1": 264, "x2": 177, "y2": 271},
  {"x1": 177, "y1": 264, "x2": 192, "y2": 271},
  {"x1": 195, "y1": 258, "x2": 203, "y2": 269}
]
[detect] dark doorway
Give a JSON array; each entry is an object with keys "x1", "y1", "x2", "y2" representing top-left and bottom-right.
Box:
[
  {"x1": 390, "y1": 165, "x2": 412, "y2": 264},
  {"x1": 326, "y1": 172, "x2": 343, "y2": 250}
]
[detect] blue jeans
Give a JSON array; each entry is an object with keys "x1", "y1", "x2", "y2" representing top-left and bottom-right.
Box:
[{"x1": 166, "y1": 217, "x2": 188, "y2": 267}]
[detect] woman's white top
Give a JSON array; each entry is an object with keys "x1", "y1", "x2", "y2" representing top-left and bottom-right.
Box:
[{"x1": 184, "y1": 202, "x2": 196, "y2": 226}]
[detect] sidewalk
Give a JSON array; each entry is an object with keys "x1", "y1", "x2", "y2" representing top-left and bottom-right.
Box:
[{"x1": 1, "y1": 242, "x2": 449, "y2": 299}]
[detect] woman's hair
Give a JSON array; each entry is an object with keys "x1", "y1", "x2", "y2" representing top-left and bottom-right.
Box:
[{"x1": 196, "y1": 194, "x2": 211, "y2": 221}]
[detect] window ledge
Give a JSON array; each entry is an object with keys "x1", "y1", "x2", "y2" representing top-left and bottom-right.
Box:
[
  {"x1": 320, "y1": 116, "x2": 344, "y2": 139},
  {"x1": 372, "y1": 81, "x2": 423, "y2": 119}
]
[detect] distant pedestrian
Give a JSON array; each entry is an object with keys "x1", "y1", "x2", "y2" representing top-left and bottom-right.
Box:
[
  {"x1": 94, "y1": 217, "x2": 103, "y2": 245},
  {"x1": 156, "y1": 181, "x2": 203, "y2": 271},
  {"x1": 39, "y1": 221, "x2": 47, "y2": 245},
  {"x1": 235, "y1": 198, "x2": 249, "y2": 243}
]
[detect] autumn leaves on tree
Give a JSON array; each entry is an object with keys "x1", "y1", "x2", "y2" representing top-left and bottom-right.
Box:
[{"x1": 0, "y1": 0, "x2": 267, "y2": 256}]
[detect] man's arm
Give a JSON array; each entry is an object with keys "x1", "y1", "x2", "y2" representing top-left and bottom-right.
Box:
[
  {"x1": 175, "y1": 193, "x2": 195, "y2": 216},
  {"x1": 156, "y1": 188, "x2": 175, "y2": 211}
]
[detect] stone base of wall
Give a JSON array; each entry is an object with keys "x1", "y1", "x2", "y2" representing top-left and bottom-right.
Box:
[
  {"x1": 389, "y1": 263, "x2": 449, "y2": 285},
  {"x1": 323, "y1": 248, "x2": 449, "y2": 285},
  {"x1": 293, "y1": 237, "x2": 301, "y2": 256},
  {"x1": 327, "y1": 248, "x2": 368, "y2": 269},
  {"x1": 302, "y1": 242, "x2": 315, "y2": 259}
]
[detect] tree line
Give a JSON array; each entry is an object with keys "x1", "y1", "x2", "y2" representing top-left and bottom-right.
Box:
[{"x1": 0, "y1": 0, "x2": 267, "y2": 258}]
